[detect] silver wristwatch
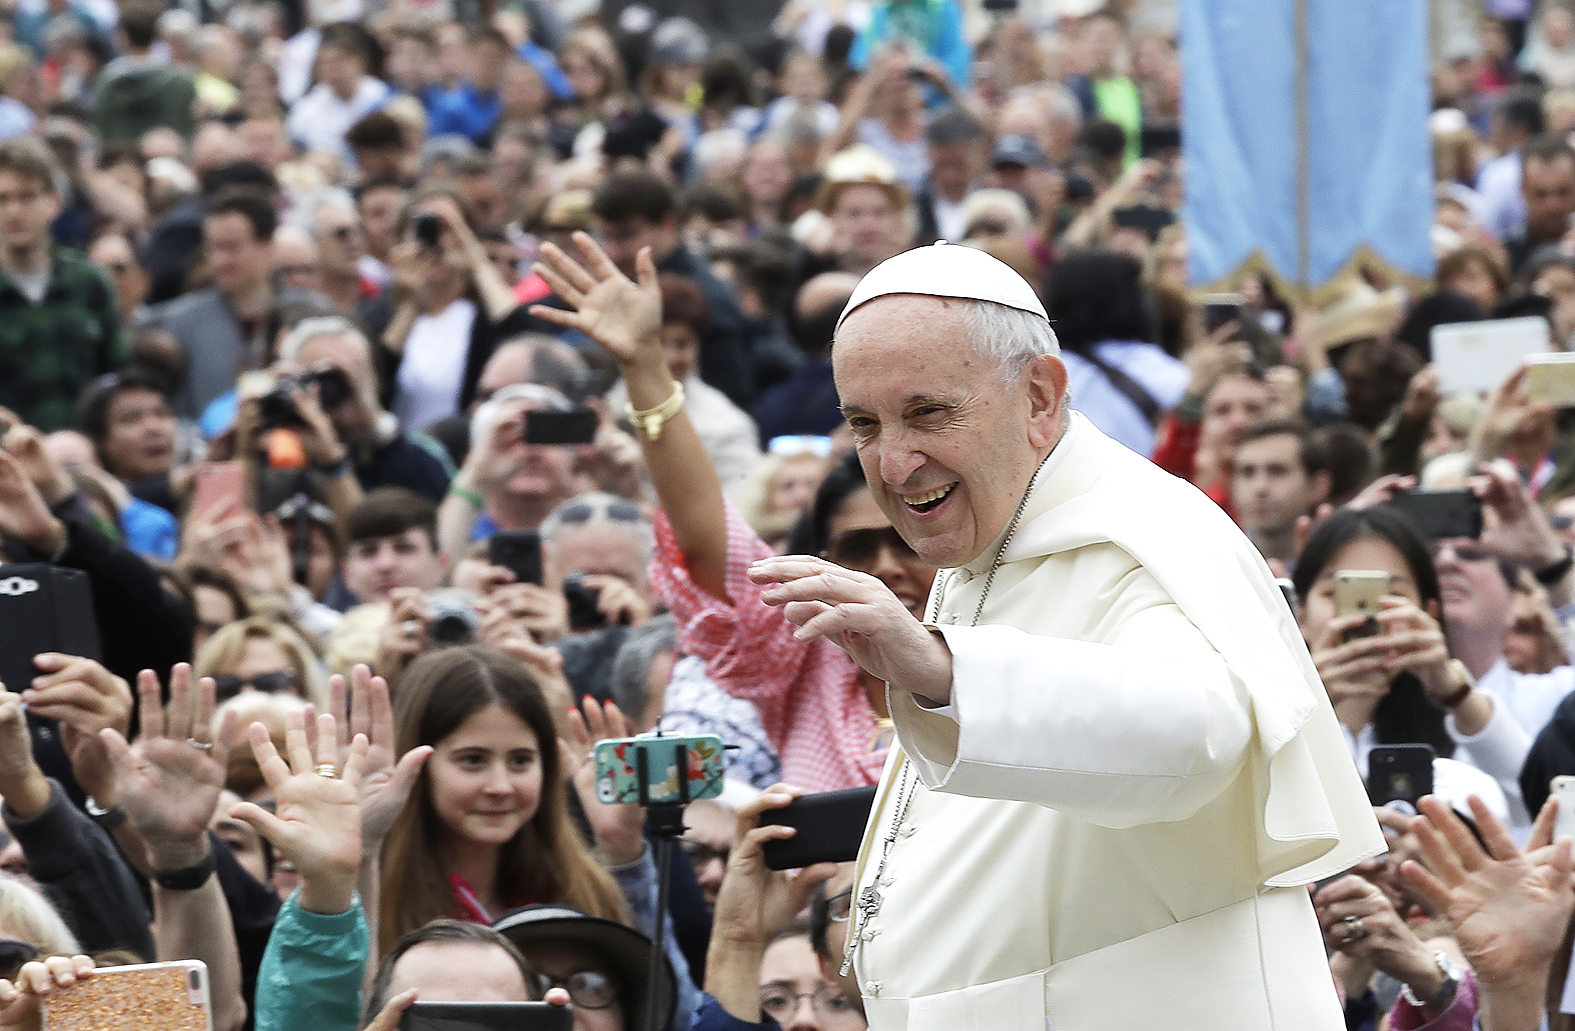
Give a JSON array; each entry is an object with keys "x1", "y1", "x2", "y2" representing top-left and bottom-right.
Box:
[{"x1": 1400, "y1": 950, "x2": 1462, "y2": 1010}]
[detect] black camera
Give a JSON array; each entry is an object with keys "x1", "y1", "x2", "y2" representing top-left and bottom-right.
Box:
[
  {"x1": 563, "y1": 573, "x2": 605, "y2": 630},
  {"x1": 258, "y1": 368, "x2": 353, "y2": 428},
  {"x1": 413, "y1": 212, "x2": 442, "y2": 248}
]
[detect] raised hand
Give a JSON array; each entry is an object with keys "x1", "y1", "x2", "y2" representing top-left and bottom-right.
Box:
[
  {"x1": 101, "y1": 664, "x2": 235, "y2": 870},
  {"x1": 749, "y1": 555, "x2": 953, "y2": 703},
  {"x1": 1401, "y1": 794, "x2": 1573, "y2": 1031},
  {"x1": 529, "y1": 232, "x2": 662, "y2": 367},
  {"x1": 229, "y1": 709, "x2": 367, "y2": 915},
  {"x1": 324, "y1": 665, "x2": 431, "y2": 851},
  {"x1": 563, "y1": 697, "x2": 646, "y2": 866}
]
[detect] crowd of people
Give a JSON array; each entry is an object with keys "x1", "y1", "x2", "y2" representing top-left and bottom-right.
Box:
[{"x1": 3, "y1": 0, "x2": 1575, "y2": 1027}]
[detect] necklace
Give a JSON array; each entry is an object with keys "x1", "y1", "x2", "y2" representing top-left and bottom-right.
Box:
[{"x1": 839, "y1": 468, "x2": 1042, "y2": 977}]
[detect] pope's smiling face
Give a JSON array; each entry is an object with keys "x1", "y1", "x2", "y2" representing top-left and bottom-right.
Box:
[{"x1": 833, "y1": 294, "x2": 1066, "y2": 569}]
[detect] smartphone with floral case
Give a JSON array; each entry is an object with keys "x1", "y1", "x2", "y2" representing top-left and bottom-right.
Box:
[{"x1": 593, "y1": 734, "x2": 725, "y2": 804}]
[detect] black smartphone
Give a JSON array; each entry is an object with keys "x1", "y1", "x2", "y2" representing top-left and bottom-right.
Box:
[
  {"x1": 489, "y1": 531, "x2": 543, "y2": 585},
  {"x1": 1367, "y1": 744, "x2": 1434, "y2": 811},
  {"x1": 525, "y1": 409, "x2": 598, "y2": 445},
  {"x1": 1387, "y1": 489, "x2": 1483, "y2": 541},
  {"x1": 412, "y1": 212, "x2": 442, "y2": 249},
  {"x1": 401, "y1": 1001, "x2": 573, "y2": 1031},
  {"x1": 759, "y1": 786, "x2": 877, "y2": 870},
  {"x1": 1200, "y1": 293, "x2": 1245, "y2": 334}
]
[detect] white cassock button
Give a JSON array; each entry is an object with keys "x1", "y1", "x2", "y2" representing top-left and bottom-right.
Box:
[
  {"x1": 899, "y1": 824, "x2": 917, "y2": 837},
  {"x1": 938, "y1": 612, "x2": 959, "y2": 624},
  {"x1": 954, "y1": 568, "x2": 973, "y2": 584},
  {"x1": 878, "y1": 872, "x2": 894, "y2": 886},
  {"x1": 866, "y1": 981, "x2": 882, "y2": 996},
  {"x1": 862, "y1": 927, "x2": 880, "y2": 941}
]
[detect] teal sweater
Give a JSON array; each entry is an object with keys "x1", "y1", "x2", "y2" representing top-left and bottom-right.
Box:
[{"x1": 253, "y1": 892, "x2": 369, "y2": 1031}]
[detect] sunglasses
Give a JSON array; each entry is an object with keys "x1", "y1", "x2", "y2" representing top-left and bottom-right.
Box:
[
  {"x1": 826, "y1": 526, "x2": 915, "y2": 568},
  {"x1": 556, "y1": 499, "x2": 643, "y2": 525},
  {"x1": 0, "y1": 940, "x2": 39, "y2": 980},
  {"x1": 212, "y1": 670, "x2": 298, "y2": 703},
  {"x1": 528, "y1": 970, "x2": 619, "y2": 1010}
]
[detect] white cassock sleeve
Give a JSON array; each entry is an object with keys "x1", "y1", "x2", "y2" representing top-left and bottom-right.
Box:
[{"x1": 891, "y1": 597, "x2": 1254, "y2": 830}]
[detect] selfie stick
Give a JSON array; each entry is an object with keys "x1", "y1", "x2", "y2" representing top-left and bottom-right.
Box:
[{"x1": 634, "y1": 739, "x2": 689, "y2": 1031}]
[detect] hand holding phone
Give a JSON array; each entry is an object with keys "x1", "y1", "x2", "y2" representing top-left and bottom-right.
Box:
[
  {"x1": 1333, "y1": 570, "x2": 1389, "y2": 640},
  {"x1": 1367, "y1": 744, "x2": 1434, "y2": 813},
  {"x1": 41, "y1": 960, "x2": 212, "y2": 1031}
]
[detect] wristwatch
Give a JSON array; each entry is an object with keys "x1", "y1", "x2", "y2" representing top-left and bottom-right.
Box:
[
  {"x1": 84, "y1": 795, "x2": 126, "y2": 831},
  {"x1": 152, "y1": 846, "x2": 218, "y2": 891},
  {"x1": 1400, "y1": 950, "x2": 1462, "y2": 1011}
]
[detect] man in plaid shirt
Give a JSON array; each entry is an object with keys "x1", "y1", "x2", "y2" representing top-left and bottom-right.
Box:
[{"x1": 0, "y1": 137, "x2": 123, "y2": 432}]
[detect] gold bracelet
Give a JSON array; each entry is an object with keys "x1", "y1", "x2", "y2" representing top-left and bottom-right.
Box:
[{"x1": 626, "y1": 380, "x2": 685, "y2": 441}]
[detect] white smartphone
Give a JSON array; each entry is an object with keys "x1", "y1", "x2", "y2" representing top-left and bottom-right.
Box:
[{"x1": 1553, "y1": 775, "x2": 1575, "y2": 844}]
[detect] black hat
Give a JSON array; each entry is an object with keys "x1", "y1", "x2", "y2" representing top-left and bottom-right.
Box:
[{"x1": 493, "y1": 905, "x2": 677, "y2": 1031}]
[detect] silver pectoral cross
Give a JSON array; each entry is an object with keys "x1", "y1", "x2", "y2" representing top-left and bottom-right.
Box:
[{"x1": 858, "y1": 884, "x2": 883, "y2": 919}]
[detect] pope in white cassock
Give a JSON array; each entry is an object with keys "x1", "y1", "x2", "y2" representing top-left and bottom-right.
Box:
[{"x1": 747, "y1": 243, "x2": 1386, "y2": 1031}]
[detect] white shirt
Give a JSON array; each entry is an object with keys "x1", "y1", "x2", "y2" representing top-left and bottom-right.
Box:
[
  {"x1": 1476, "y1": 658, "x2": 1575, "y2": 741},
  {"x1": 393, "y1": 298, "x2": 476, "y2": 433},
  {"x1": 1062, "y1": 341, "x2": 1190, "y2": 457},
  {"x1": 286, "y1": 76, "x2": 391, "y2": 161}
]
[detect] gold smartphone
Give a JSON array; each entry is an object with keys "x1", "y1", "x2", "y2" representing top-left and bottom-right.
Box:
[
  {"x1": 1333, "y1": 569, "x2": 1390, "y2": 640},
  {"x1": 1526, "y1": 352, "x2": 1575, "y2": 406},
  {"x1": 43, "y1": 961, "x2": 212, "y2": 1031}
]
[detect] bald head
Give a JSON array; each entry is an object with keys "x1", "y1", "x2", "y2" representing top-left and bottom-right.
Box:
[
  {"x1": 795, "y1": 272, "x2": 861, "y2": 322},
  {"x1": 475, "y1": 334, "x2": 591, "y2": 407}
]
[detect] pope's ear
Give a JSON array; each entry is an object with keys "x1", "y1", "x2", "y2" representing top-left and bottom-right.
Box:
[{"x1": 1025, "y1": 354, "x2": 1067, "y2": 449}]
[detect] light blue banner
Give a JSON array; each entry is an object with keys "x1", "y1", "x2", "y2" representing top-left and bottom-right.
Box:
[{"x1": 1182, "y1": 0, "x2": 1433, "y2": 293}]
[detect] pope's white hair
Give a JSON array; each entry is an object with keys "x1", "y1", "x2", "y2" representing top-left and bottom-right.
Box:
[{"x1": 960, "y1": 299, "x2": 1060, "y2": 383}]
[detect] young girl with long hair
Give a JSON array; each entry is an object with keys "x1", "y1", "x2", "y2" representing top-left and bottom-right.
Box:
[{"x1": 378, "y1": 645, "x2": 627, "y2": 952}]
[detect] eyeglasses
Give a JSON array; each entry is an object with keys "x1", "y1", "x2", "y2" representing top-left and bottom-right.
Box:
[
  {"x1": 212, "y1": 670, "x2": 298, "y2": 703},
  {"x1": 679, "y1": 837, "x2": 728, "y2": 867},
  {"x1": 528, "y1": 970, "x2": 619, "y2": 1010},
  {"x1": 825, "y1": 886, "x2": 853, "y2": 923},
  {"x1": 0, "y1": 940, "x2": 40, "y2": 980},
  {"x1": 826, "y1": 526, "x2": 915, "y2": 568},
  {"x1": 759, "y1": 985, "x2": 861, "y2": 1023}
]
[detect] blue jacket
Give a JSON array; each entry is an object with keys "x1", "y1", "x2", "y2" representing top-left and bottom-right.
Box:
[{"x1": 252, "y1": 893, "x2": 368, "y2": 1031}]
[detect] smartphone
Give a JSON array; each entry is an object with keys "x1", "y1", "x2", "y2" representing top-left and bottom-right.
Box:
[
  {"x1": 1388, "y1": 489, "x2": 1484, "y2": 541},
  {"x1": 1526, "y1": 352, "x2": 1575, "y2": 406},
  {"x1": 1200, "y1": 292, "x2": 1245, "y2": 334},
  {"x1": 412, "y1": 212, "x2": 442, "y2": 249},
  {"x1": 593, "y1": 734, "x2": 726, "y2": 805},
  {"x1": 1553, "y1": 775, "x2": 1575, "y2": 843},
  {"x1": 525, "y1": 409, "x2": 598, "y2": 446},
  {"x1": 563, "y1": 572, "x2": 605, "y2": 629},
  {"x1": 760, "y1": 786, "x2": 878, "y2": 870},
  {"x1": 488, "y1": 530, "x2": 542, "y2": 585},
  {"x1": 401, "y1": 1001, "x2": 573, "y2": 1031},
  {"x1": 42, "y1": 960, "x2": 212, "y2": 1031},
  {"x1": 191, "y1": 461, "x2": 244, "y2": 520},
  {"x1": 1367, "y1": 744, "x2": 1434, "y2": 813},
  {"x1": 1333, "y1": 569, "x2": 1389, "y2": 640}
]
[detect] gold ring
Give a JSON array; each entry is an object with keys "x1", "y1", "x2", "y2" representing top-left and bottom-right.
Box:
[
  {"x1": 315, "y1": 763, "x2": 337, "y2": 779},
  {"x1": 1342, "y1": 914, "x2": 1365, "y2": 939}
]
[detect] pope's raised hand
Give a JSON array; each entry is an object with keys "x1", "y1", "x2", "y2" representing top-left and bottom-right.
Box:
[
  {"x1": 749, "y1": 555, "x2": 953, "y2": 703},
  {"x1": 529, "y1": 232, "x2": 662, "y2": 368}
]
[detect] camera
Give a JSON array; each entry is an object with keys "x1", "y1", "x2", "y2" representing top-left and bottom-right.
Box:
[
  {"x1": 427, "y1": 589, "x2": 480, "y2": 645},
  {"x1": 563, "y1": 573, "x2": 605, "y2": 630},
  {"x1": 413, "y1": 212, "x2": 442, "y2": 248},
  {"x1": 258, "y1": 368, "x2": 353, "y2": 429}
]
